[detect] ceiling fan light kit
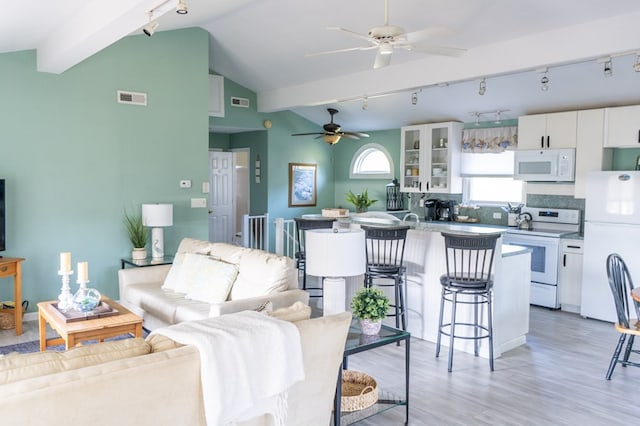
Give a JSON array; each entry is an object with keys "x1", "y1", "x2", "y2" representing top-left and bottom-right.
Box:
[{"x1": 291, "y1": 108, "x2": 369, "y2": 145}]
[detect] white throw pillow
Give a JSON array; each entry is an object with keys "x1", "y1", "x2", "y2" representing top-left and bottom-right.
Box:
[
  {"x1": 183, "y1": 256, "x2": 239, "y2": 303},
  {"x1": 162, "y1": 252, "x2": 187, "y2": 292}
]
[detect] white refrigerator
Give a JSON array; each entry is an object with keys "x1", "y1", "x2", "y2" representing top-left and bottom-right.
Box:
[{"x1": 581, "y1": 171, "x2": 640, "y2": 322}]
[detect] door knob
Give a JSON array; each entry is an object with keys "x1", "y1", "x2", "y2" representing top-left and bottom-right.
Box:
[{"x1": 208, "y1": 209, "x2": 213, "y2": 214}]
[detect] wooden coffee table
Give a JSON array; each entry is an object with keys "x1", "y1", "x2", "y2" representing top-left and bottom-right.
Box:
[{"x1": 38, "y1": 297, "x2": 143, "y2": 351}]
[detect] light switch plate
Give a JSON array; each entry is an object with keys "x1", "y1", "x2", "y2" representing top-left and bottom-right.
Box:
[
  {"x1": 191, "y1": 198, "x2": 207, "y2": 208},
  {"x1": 180, "y1": 180, "x2": 192, "y2": 188},
  {"x1": 202, "y1": 182, "x2": 210, "y2": 193}
]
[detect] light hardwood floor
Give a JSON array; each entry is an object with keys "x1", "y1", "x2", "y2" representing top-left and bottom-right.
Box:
[
  {"x1": 2, "y1": 307, "x2": 639, "y2": 425},
  {"x1": 348, "y1": 306, "x2": 640, "y2": 425}
]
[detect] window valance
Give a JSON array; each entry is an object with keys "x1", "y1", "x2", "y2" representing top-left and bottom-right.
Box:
[{"x1": 462, "y1": 126, "x2": 518, "y2": 153}]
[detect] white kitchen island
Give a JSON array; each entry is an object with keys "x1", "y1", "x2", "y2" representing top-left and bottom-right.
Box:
[{"x1": 344, "y1": 220, "x2": 531, "y2": 359}]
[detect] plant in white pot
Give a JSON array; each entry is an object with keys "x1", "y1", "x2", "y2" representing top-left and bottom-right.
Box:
[
  {"x1": 124, "y1": 210, "x2": 147, "y2": 260},
  {"x1": 351, "y1": 287, "x2": 390, "y2": 335}
]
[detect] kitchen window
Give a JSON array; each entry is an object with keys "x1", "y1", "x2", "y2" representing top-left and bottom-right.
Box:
[
  {"x1": 460, "y1": 150, "x2": 525, "y2": 205},
  {"x1": 350, "y1": 143, "x2": 393, "y2": 179}
]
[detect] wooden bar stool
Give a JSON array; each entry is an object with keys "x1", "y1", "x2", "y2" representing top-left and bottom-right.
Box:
[
  {"x1": 293, "y1": 217, "x2": 336, "y2": 298},
  {"x1": 436, "y1": 232, "x2": 501, "y2": 372},
  {"x1": 361, "y1": 225, "x2": 410, "y2": 331}
]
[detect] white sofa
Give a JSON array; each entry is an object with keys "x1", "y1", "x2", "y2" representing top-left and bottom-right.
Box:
[
  {"x1": 118, "y1": 238, "x2": 309, "y2": 330},
  {"x1": 0, "y1": 311, "x2": 352, "y2": 426}
]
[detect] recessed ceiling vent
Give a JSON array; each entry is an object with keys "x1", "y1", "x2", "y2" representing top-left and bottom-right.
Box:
[
  {"x1": 117, "y1": 90, "x2": 147, "y2": 106},
  {"x1": 231, "y1": 97, "x2": 250, "y2": 108}
]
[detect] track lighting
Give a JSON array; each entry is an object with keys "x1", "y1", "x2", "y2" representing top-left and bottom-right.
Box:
[
  {"x1": 473, "y1": 112, "x2": 481, "y2": 126},
  {"x1": 540, "y1": 72, "x2": 549, "y2": 92},
  {"x1": 478, "y1": 78, "x2": 486, "y2": 96},
  {"x1": 143, "y1": 19, "x2": 159, "y2": 36},
  {"x1": 634, "y1": 55, "x2": 640, "y2": 72},
  {"x1": 411, "y1": 92, "x2": 418, "y2": 105},
  {"x1": 603, "y1": 59, "x2": 613, "y2": 77},
  {"x1": 176, "y1": 0, "x2": 188, "y2": 14},
  {"x1": 469, "y1": 110, "x2": 510, "y2": 125},
  {"x1": 362, "y1": 96, "x2": 368, "y2": 110},
  {"x1": 495, "y1": 110, "x2": 503, "y2": 124}
]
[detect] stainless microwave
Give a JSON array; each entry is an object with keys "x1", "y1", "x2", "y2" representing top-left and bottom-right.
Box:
[{"x1": 514, "y1": 148, "x2": 575, "y2": 182}]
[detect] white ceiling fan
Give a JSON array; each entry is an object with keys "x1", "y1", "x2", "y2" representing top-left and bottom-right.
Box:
[{"x1": 307, "y1": 0, "x2": 466, "y2": 69}]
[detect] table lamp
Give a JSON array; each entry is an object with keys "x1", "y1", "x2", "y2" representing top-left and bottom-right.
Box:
[
  {"x1": 305, "y1": 228, "x2": 365, "y2": 315},
  {"x1": 142, "y1": 203, "x2": 173, "y2": 259}
]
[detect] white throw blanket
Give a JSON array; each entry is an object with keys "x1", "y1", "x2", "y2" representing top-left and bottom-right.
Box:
[{"x1": 151, "y1": 311, "x2": 305, "y2": 425}]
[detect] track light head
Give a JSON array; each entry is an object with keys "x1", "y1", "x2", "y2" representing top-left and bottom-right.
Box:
[
  {"x1": 540, "y1": 73, "x2": 549, "y2": 91},
  {"x1": 176, "y1": 0, "x2": 188, "y2": 14},
  {"x1": 143, "y1": 20, "x2": 159, "y2": 36},
  {"x1": 478, "y1": 78, "x2": 486, "y2": 96},
  {"x1": 634, "y1": 55, "x2": 640, "y2": 72},
  {"x1": 362, "y1": 96, "x2": 369, "y2": 110},
  {"x1": 604, "y1": 59, "x2": 613, "y2": 77},
  {"x1": 411, "y1": 92, "x2": 418, "y2": 105}
]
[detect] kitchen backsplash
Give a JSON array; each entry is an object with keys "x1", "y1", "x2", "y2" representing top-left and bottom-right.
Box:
[{"x1": 404, "y1": 192, "x2": 586, "y2": 231}]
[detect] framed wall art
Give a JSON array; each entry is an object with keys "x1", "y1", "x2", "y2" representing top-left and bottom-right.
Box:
[{"x1": 288, "y1": 163, "x2": 317, "y2": 207}]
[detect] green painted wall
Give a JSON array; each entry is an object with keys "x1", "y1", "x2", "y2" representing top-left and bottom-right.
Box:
[
  {"x1": 612, "y1": 148, "x2": 640, "y2": 170},
  {"x1": 333, "y1": 129, "x2": 401, "y2": 211},
  {"x1": 230, "y1": 131, "x2": 269, "y2": 215},
  {"x1": 0, "y1": 28, "x2": 209, "y2": 309}
]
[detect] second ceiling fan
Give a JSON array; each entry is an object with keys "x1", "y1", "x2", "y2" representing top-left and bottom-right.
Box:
[
  {"x1": 308, "y1": 0, "x2": 466, "y2": 69},
  {"x1": 292, "y1": 108, "x2": 369, "y2": 145}
]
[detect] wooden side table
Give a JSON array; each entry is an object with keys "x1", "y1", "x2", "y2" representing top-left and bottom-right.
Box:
[
  {"x1": 38, "y1": 297, "x2": 143, "y2": 351},
  {"x1": 0, "y1": 257, "x2": 25, "y2": 335}
]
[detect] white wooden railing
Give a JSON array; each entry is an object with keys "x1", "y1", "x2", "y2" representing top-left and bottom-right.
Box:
[
  {"x1": 274, "y1": 217, "x2": 296, "y2": 259},
  {"x1": 241, "y1": 213, "x2": 269, "y2": 251}
]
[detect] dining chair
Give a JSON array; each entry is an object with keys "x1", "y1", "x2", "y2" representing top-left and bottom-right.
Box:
[
  {"x1": 436, "y1": 231, "x2": 501, "y2": 372},
  {"x1": 605, "y1": 253, "x2": 640, "y2": 380}
]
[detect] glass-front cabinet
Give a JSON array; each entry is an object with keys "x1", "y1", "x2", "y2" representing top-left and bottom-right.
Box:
[{"x1": 400, "y1": 122, "x2": 463, "y2": 194}]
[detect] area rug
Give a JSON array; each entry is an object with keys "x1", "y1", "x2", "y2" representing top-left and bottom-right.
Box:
[{"x1": 0, "y1": 332, "x2": 149, "y2": 356}]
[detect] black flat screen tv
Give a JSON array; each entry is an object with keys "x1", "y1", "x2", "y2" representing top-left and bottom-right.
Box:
[{"x1": 0, "y1": 179, "x2": 5, "y2": 253}]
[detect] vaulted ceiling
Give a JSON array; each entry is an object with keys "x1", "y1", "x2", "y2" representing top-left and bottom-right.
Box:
[{"x1": 6, "y1": 0, "x2": 640, "y2": 131}]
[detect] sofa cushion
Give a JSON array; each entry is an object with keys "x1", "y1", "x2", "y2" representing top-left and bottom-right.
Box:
[
  {"x1": 162, "y1": 252, "x2": 188, "y2": 292},
  {"x1": 183, "y1": 256, "x2": 239, "y2": 303},
  {"x1": 174, "y1": 302, "x2": 212, "y2": 323},
  {"x1": 176, "y1": 237, "x2": 213, "y2": 255},
  {"x1": 0, "y1": 338, "x2": 151, "y2": 384},
  {"x1": 230, "y1": 248, "x2": 295, "y2": 300},
  {"x1": 126, "y1": 282, "x2": 184, "y2": 324},
  {"x1": 145, "y1": 333, "x2": 185, "y2": 353},
  {"x1": 208, "y1": 242, "x2": 244, "y2": 264},
  {"x1": 268, "y1": 301, "x2": 312, "y2": 322}
]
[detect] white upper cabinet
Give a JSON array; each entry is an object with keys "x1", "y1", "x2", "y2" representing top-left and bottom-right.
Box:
[
  {"x1": 574, "y1": 109, "x2": 612, "y2": 198},
  {"x1": 604, "y1": 105, "x2": 640, "y2": 147},
  {"x1": 208, "y1": 75, "x2": 225, "y2": 117},
  {"x1": 400, "y1": 122, "x2": 462, "y2": 194},
  {"x1": 517, "y1": 111, "x2": 577, "y2": 150}
]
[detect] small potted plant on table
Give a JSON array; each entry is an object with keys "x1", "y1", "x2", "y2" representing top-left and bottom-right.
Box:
[
  {"x1": 346, "y1": 189, "x2": 378, "y2": 213},
  {"x1": 124, "y1": 210, "x2": 147, "y2": 260},
  {"x1": 351, "y1": 287, "x2": 390, "y2": 335}
]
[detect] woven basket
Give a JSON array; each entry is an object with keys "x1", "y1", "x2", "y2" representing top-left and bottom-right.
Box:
[
  {"x1": 341, "y1": 370, "x2": 378, "y2": 412},
  {"x1": 0, "y1": 301, "x2": 27, "y2": 330}
]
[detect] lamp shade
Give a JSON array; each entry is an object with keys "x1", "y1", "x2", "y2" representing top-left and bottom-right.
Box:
[
  {"x1": 142, "y1": 204, "x2": 173, "y2": 227},
  {"x1": 305, "y1": 229, "x2": 365, "y2": 277}
]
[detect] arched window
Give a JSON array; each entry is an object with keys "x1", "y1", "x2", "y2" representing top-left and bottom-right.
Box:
[{"x1": 350, "y1": 143, "x2": 394, "y2": 179}]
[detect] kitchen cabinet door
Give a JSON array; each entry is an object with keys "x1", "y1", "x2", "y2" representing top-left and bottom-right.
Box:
[
  {"x1": 559, "y1": 239, "x2": 583, "y2": 314},
  {"x1": 604, "y1": 105, "x2": 640, "y2": 147},
  {"x1": 517, "y1": 111, "x2": 577, "y2": 150},
  {"x1": 574, "y1": 109, "x2": 612, "y2": 199},
  {"x1": 400, "y1": 125, "x2": 427, "y2": 193},
  {"x1": 426, "y1": 122, "x2": 463, "y2": 194}
]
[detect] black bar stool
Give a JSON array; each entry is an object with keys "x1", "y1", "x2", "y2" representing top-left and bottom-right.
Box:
[
  {"x1": 436, "y1": 231, "x2": 501, "y2": 372},
  {"x1": 293, "y1": 217, "x2": 336, "y2": 298},
  {"x1": 361, "y1": 225, "x2": 410, "y2": 331}
]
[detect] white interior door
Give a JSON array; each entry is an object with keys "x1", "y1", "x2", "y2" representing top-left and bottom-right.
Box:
[{"x1": 209, "y1": 151, "x2": 234, "y2": 243}]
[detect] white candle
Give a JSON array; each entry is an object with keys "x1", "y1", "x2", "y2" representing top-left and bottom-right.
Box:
[
  {"x1": 60, "y1": 252, "x2": 71, "y2": 272},
  {"x1": 77, "y1": 261, "x2": 89, "y2": 282}
]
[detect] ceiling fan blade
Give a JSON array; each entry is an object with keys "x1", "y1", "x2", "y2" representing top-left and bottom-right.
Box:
[
  {"x1": 345, "y1": 131, "x2": 370, "y2": 138},
  {"x1": 404, "y1": 26, "x2": 451, "y2": 44},
  {"x1": 373, "y1": 50, "x2": 392, "y2": 69},
  {"x1": 306, "y1": 45, "x2": 376, "y2": 57},
  {"x1": 327, "y1": 27, "x2": 374, "y2": 43},
  {"x1": 291, "y1": 132, "x2": 324, "y2": 136},
  {"x1": 410, "y1": 43, "x2": 467, "y2": 57}
]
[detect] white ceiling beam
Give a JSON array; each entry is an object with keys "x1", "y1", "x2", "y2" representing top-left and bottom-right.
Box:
[
  {"x1": 257, "y1": 11, "x2": 640, "y2": 112},
  {"x1": 37, "y1": 0, "x2": 177, "y2": 74}
]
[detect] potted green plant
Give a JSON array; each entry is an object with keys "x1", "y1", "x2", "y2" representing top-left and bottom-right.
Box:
[
  {"x1": 124, "y1": 210, "x2": 147, "y2": 260},
  {"x1": 350, "y1": 287, "x2": 390, "y2": 335},
  {"x1": 346, "y1": 189, "x2": 378, "y2": 213}
]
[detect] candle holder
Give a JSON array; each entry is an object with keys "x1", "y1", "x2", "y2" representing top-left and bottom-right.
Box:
[
  {"x1": 57, "y1": 270, "x2": 74, "y2": 312},
  {"x1": 76, "y1": 278, "x2": 89, "y2": 291}
]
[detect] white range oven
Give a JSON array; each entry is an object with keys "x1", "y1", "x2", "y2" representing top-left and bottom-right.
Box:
[{"x1": 502, "y1": 207, "x2": 580, "y2": 309}]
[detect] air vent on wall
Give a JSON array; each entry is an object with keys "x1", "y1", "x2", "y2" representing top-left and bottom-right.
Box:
[
  {"x1": 117, "y1": 90, "x2": 147, "y2": 106},
  {"x1": 230, "y1": 97, "x2": 250, "y2": 108}
]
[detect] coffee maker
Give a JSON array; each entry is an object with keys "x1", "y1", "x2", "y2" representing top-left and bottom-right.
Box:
[
  {"x1": 424, "y1": 199, "x2": 440, "y2": 221},
  {"x1": 436, "y1": 200, "x2": 456, "y2": 221}
]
